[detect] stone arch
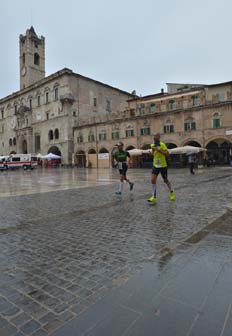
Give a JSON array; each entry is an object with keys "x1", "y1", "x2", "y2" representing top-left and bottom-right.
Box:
[
  {"x1": 125, "y1": 145, "x2": 135, "y2": 151},
  {"x1": 166, "y1": 143, "x2": 178, "y2": 149},
  {"x1": 141, "y1": 144, "x2": 150, "y2": 150},
  {"x1": 182, "y1": 139, "x2": 202, "y2": 147},
  {"x1": 13, "y1": 138, "x2": 16, "y2": 146},
  {"x1": 205, "y1": 136, "x2": 232, "y2": 147},
  {"x1": 87, "y1": 148, "x2": 97, "y2": 168},
  {"x1": 99, "y1": 147, "x2": 109, "y2": 153},
  {"x1": 206, "y1": 138, "x2": 231, "y2": 165},
  {"x1": 9, "y1": 139, "x2": 13, "y2": 147},
  {"x1": 88, "y1": 148, "x2": 96, "y2": 154},
  {"x1": 48, "y1": 146, "x2": 61, "y2": 156},
  {"x1": 76, "y1": 150, "x2": 86, "y2": 168}
]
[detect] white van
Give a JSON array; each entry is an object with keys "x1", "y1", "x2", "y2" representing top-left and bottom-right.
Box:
[
  {"x1": 4, "y1": 154, "x2": 38, "y2": 170},
  {"x1": 0, "y1": 156, "x2": 9, "y2": 170}
]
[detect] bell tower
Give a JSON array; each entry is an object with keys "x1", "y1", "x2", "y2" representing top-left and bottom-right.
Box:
[{"x1": 19, "y1": 26, "x2": 45, "y2": 90}]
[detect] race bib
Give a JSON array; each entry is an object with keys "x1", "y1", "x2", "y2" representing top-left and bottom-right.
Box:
[
  {"x1": 155, "y1": 158, "x2": 161, "y2": 168},
  {"x1": 118, "y1": 162, "x2": 123, "y2": 170}
]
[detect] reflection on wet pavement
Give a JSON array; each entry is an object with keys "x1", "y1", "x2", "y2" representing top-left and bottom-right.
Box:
[{"x1": 0, "y1": 167, "x2": 232, "y2": 335}]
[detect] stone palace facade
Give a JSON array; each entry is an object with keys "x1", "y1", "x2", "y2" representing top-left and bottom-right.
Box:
[
  {"x1": 0, "y1": 27, "x2": 133, "y2": 165},
  {"x1": 74, "y1": 82, "x2": 232, "y2": 168}
]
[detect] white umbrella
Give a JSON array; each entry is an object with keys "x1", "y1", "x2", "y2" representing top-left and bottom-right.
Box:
[
  {"x1": 169, "y1": 146, "x2": 207, "y2": 155},
  {"x1": 42, "y1": 153, "x2": 61, "y2": 159}
]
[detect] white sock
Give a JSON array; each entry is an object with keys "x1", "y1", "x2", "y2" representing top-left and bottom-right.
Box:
[
  {"x1": 152, "y1": 183, "x2": 156, "y2": 197},
  {"x1": 119, "y1": 181, "x2": 124, "y2": 193}
]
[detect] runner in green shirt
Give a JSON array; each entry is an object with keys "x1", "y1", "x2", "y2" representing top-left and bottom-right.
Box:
[
  {"x1": 147, "y1": 132, "x2": 175, "y2": 203},
  {"x1": 113, "y1": 142, "x2": 134, "y2": 195}
]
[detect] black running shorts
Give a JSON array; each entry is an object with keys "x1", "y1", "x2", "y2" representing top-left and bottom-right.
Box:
[{"x1": 152, "y1": 166, "x2": 168, "y2": 179}]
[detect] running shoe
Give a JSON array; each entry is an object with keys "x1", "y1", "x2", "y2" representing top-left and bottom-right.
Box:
[
  {"x1": 147, "y1": 196, "x2": 157, "y2": 203},
  {"x1": 170, "y1": 191, "x2": 175, "y2": 201},
  {"x1": 129, "y1": 182, "x2": 134, "y2": 191},
  {"x1": 115, "y1": 191, "x2": 122, "y2": 195}
]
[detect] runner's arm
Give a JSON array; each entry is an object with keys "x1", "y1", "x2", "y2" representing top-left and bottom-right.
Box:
[
  {"x1": 112, "y1": 154, "x2": 118, "y2": 166},
  {"x1": 157, "y1": 148, "x2": 169, "y2": 156}
]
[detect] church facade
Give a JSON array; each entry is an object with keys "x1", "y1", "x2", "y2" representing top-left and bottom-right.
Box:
[{"x1": 0, "y1": 27, "x2": 133, "y2": 164}]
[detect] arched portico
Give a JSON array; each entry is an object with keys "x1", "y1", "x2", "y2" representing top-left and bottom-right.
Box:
[
  {"x1": 48, "y1": 146, "x2": 61, "y2": 156},
  {"x1": 206, "y1": 138, "x2": 232, "y2": 164},
  {"x1": 76, "y1": 150, "x2": 86, "y2": 168},
  {"x1": 87, "y1": 148, "x2": 97, "y2": 168}
]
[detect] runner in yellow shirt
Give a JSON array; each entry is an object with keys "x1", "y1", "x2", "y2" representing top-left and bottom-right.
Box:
[{"x1": 147, "y1": 132, "x2": 175, "y2": 203}]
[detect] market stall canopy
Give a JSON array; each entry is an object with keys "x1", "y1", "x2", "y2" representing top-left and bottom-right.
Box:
[
  {"x1": 169, "y1": 146, "x2": 207, "y2": 155},
  {"x1": 128, "y1": 146, "x2": 207, "y2": 156},
  {"x1": 127, "y1": 149, "x2": 146, "y2": 156},
  {"x1": 40, "y1": 153, "x2": 61, "y2": 159}
]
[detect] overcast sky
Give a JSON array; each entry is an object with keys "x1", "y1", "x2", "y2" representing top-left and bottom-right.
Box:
[{"x1": 0, "y1": 0, "x2": 232, "y2": 98}]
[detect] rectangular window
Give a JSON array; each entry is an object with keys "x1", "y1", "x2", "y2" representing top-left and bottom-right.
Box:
[
  {"x1": 46, "y1": 92, "x2": 49, "y2": 104},
  {"x1": 37, "y1": 96, "x2": 40, "y2": 106},
  {"x1": 93, "y1": 97, "x2": 97, "y2": 107},
  {"x1": 14, "y1": 105, "x2": 17, "y2": 114},
  {"x1": 218, "y1": 93, "x2": 225, "y2": 102},
  {"x1": 150, "y1": 103, "x2": 155, "y2": 113},
  {"x1": 88, "y1": 135, "x2": 95, "y2": 142},
  {"x1": 35, "y1": 135, "x2": 41, "y2": 151},
  {"x1": 184, "y1": 123, "x2": 189, "y2": 131},
  {"x1": 106, "y1": 100, "x2": 111, "y2": 112},
  {"x1": 164, "y1": 125, "x2": 174, "y2": 133},
  {"x1": 126, "y1": 129, "x2": 134, "y2": 137},
  {"x1": 192, "y1": 96, "x2": 200, "y2": 106},
  {"x1": 137, "y1": 104, "x2": 145, "y2": 115},
  {"x1": 184, "y1": 122, "x2": 196, "y2": 131},
  {"x1": 46, "y1": 112, "x2": 49, "y2": 120},
  {"x1": 112, "y1": 131, "x2": 120, "y2": 140},
  {"x1": 213, "y1": 118, "x2": 220, "y2": 128},
  {"x1": 170, "y1": 100, "x2": 176, "y2": 110},
  {"x1": 140, "y1": 127, "x2": 150, "y2": 136},
  {"x1": 77, "y1": 136, "x2": 83, "y2": 143},
  {"x1": 1, "y1": 110, "x2": 4, "y2": 119},
  {"x1": 29, "y1": 99, "x2": 32, "y2": 110},
  {"x1": 99, "y1": 133, "x2": 107, "y2": 141},
  {"x1": 55, "y1": 88, "x2": 58, "y2": 101}
]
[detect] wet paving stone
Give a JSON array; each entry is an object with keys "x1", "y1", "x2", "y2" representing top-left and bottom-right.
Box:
[
  {"x1": 0, "y1": 168, "x2": 232, "y2": 335},
  {"x1": 10, "y1": 311, "x2": 31, "y2": 328},
  {"x1": 0, "y1": 322, "x2": 18, "y2": 336},
  {"x1": 20, "y1": 319, "x2": 41, "y2": 334}
]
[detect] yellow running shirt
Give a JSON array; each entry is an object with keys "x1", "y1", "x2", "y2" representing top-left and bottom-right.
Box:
[{"x1": 150, "y1": 142, "x2": 168, "y2": 168}]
